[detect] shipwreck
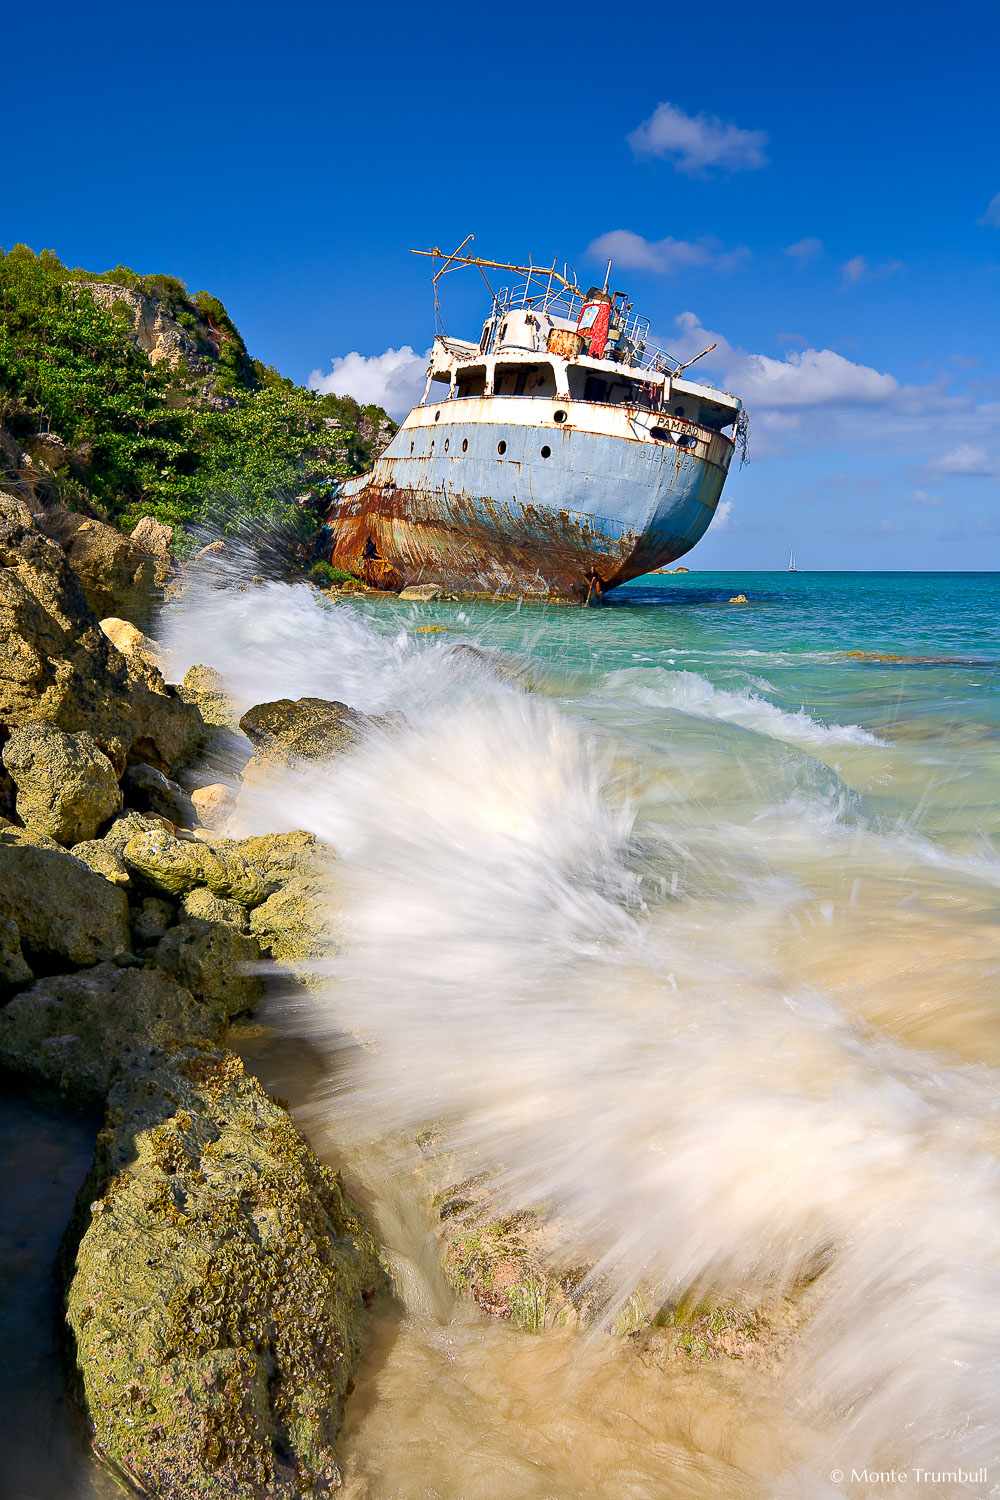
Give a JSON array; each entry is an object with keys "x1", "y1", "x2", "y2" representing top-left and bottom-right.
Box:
[{"x1": 322, "y1": 242, "x2": 747, "y2": 603}]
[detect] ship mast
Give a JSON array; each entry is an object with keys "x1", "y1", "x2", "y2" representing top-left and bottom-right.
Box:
[{"x1": 411, "y1": 244, "x2": 583, "y2": 300}]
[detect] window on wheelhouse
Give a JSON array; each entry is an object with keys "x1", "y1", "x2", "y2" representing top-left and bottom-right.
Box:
[
  {"x1": 493, "y1": 363, "x2": 557, "y2": 398},
  {"x1": 455, "y1": 366, "x2": 487, "y2": 399}
]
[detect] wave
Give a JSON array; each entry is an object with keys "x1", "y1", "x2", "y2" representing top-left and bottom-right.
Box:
[
  {"x1": 162, "y1": 575, "x2": 1000, "y2": 1492},
  {"x1": 599, "y1": 667, "x2": 886, "y2": 749}
]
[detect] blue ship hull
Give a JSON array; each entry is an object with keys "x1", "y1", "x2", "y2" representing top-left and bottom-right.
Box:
[{"x1": 325, "y1": 397, "x2": 733, "y2": 601}]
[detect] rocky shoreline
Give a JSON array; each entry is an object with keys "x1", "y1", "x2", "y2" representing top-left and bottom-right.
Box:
[{"x1": 0, "y1": 489, "x2": 388, "y2": 1495}]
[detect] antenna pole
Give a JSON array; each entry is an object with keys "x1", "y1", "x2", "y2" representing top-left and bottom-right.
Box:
[{"x1": 603, "y1": 258, "x2": 612, "y2": 292}]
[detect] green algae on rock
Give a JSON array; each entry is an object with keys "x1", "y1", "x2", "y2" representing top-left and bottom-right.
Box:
[
  {"x1": 66, "y1": 1048, "x2": 385, "y2": 1499},
  {"x1": 122, "y1": 824, "x2": 270, "y2": 905}
]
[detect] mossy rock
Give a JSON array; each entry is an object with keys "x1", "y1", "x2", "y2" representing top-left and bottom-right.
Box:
[
  {"x1": 66, "y1": 1048, "x2": 386, "y2": 1498},
  {"x1": 1, "y1": 721, "x2": 122, "y2": 845},
  {"x1": 0, "y1": 963, "x2": 221, "y2": 1105},
  {"x1": 122, "y1": 825, "x2": 270, "y2": 906},
  {"x1": 0, "y1": 835, "x2": 130, "y2": 966},
  {"x1": 152, "y1": 918, "x2": 262, "y2": 1015}
]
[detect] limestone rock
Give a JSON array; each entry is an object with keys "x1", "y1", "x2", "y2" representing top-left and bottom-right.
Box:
[
  {"x1": 70, "y1": 839, "x2": 131, "y2": 888},
  {"x1": 399, "y1": 583, "x2": 444, "y2": 601},
  {"x1": 121, "y1": 762, "x2": 194, "y2": 825},
  {"x1": 190, "y1": 781, "x2": 236, "y2": 829},
  {"x1": 239, "y1": 697, "x2": 369, "y2": 767},
  {"x1": 125, "y1": 650, "x2": 205, "y2": 776},
  {"x1": 0, "y1": 915, "x2": 33, "y2": 995},
  {"x1": 0, "y1": 493, "x2": 134, "y2": 767},
  {"x1": 152, "y1": 919, "x2": 262, "y2": 1014},
  {"x1": 129, "y1": 516, "x2": 175, "y2": 588},
  {"x1": 0, "y1": 838, "x2": 130, "y2": 966},
  {"x1": 0, "y1": 964, "x2": 219, "y2": 1104},
  {"x1": 249, "y1": 879, "x2": 326, "y2": 962},
  {"x1": 179, "y1": 664, "x2": 242, "y2": 730},
  {"x1": 99, "y1": 616, "x2": 165, "y2": 673},
  {"x1": 122, "y1": 826, "x2": 270, "y2": 906},
  {"x1": 222, "y1": 829, "x2": 324, "y2": 879},
  {"x1": 218, "y1": 831, "x2": 332, "y2": 963},
  {"x1": 180, "y1": 886, "x2": 249, "y2": 931},
  {"x1": 66, "y1": 1049, "x2": 383, "y2": 1500},
  {"x1": 130, "y1": 896, "x2": 176, "y2": 946},
  {"x1": 39, "y1": 512, "x2": 157, "y2": 630},
  {"x1": 2, "y1": 722, "x2": 122, "y2": 844},
  {"x1": 103, "y1": 809, "x2": 174, "y2": 856}
]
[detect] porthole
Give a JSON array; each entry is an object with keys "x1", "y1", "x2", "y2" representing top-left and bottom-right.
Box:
[
  {"x1": 435, "y1": 410, "x2": 441, "y2": 422},
  {"x1": 462, "y1": 439, "x2": 469, "y2": 452},
  {"x1": 444, "y1": 438, "x2": 449, "y2": 452},
  {"x1": 540, "y1": 445, "x2": 551, "y2": 458},
  {"x1": 674, "y1": 406, "x2": 685, "y2": 417},
  {"x1": 497, "y1": 440, "x2": 507, "y2": 455},
  {"x1": 554, "y1": 409, "x2": 567, "y2": 423}
]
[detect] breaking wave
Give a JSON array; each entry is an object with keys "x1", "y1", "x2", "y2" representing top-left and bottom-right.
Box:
[
  {"x1": 163, "y1": 571, "x2": 1000, "y2": 1495},
  {"x1": 600, "y1": 666, "x2": 886, "y2": 748}
]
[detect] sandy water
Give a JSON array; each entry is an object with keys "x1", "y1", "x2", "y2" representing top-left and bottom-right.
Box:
[{"x1": 3, "y1": 571, "x2": 997, "y2": 1499}]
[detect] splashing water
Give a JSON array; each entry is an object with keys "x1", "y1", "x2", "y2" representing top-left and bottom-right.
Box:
[{"x1": 160, "y1": 569, "x2": 1000, "y2": 1499}]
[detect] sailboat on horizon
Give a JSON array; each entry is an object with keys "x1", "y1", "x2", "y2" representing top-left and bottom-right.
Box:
[{"x1": 788, "y1": 549, "x2": 798, "y2": 572}]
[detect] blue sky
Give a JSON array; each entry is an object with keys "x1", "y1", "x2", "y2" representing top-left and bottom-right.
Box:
[{"x1": 6, "y1": 0, "x2": 1000, "y2": 569}]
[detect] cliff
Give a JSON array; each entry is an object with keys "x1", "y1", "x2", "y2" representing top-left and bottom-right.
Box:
[{"x1": 0, "y1": 244, "x2": 395, "y2": 531}]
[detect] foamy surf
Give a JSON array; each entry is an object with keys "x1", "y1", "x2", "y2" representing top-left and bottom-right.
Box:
[
  {"x1": 161, "y1": 569, "x2": 1000, "y2": 1498},
  {"x1": 600, "y1": 665, "x2": 886, "y2": 748}
]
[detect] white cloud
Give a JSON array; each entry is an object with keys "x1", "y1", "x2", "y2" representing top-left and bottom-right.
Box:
[
  {"x1": 785, "y1": 238, "x2": 823, "y2": 260},
  {"x1": 979, "y1": 192, "x2": 1000, "y2": 227},
  {"x1": 841, "y1": 256, "x2": 906, "y2": 286},
  {"x1": 923, "y1": 444, "x2": 1000, "y2": 478},
  {"x1": 912, "y1": 489, "x2": 945, "y2": 507},
  {"x1": 670, "y1": 310, "x2": 899, "y2": 410},
  {"x1": 587, "y1": 230, "x2": 749, "y2": 276},
  {"x1": 662, "y1": 311, "x2": 999, "y2": 463},
  {"x1": 714, "y1": 499, "x2": 735, "y2": 531},
  {"x1": 309, "y1": 345, "x2": 429, "y2": 419},
  {"x1": 627, "y1": 102, "x2": 768, "y2": 174}
]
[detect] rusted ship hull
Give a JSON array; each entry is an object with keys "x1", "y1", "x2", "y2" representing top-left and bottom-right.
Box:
[{"x1": 323, "y1": 396, "x2": 733, "y2": 602}]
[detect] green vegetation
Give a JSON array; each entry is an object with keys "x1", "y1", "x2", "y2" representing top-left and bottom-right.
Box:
[{"x1": 0, "y1": 243, "x2": 394, "y2": 533}]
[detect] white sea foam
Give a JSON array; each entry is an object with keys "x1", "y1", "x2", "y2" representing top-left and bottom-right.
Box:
[
  {"x1": 164, "y1": 573, "x2": 1000, "y2": 1492},
  {"x1": 601, "y1": 666, "x2": 886, "y2": 748}
]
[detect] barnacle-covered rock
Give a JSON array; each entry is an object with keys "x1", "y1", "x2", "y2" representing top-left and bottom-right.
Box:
[{"x1": 66, "y1": 1049, "x2": 385, "y2": 1499}]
